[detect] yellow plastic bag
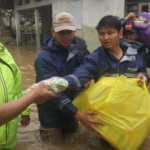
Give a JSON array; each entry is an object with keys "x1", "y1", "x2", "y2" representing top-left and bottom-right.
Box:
[{"x1": 73, "y1": 75, "x2": 150, "y2": 150}]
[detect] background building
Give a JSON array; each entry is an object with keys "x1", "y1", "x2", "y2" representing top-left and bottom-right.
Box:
[{"x1": 0, "y1": 0, "x2": 150, "y2": 52}]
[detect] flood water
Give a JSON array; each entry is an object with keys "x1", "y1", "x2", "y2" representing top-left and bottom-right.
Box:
[{"x1": 1, "y1": 38, "x2": 150, "y2": 150}]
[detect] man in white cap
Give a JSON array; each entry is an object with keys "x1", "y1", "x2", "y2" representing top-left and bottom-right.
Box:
[{"x1": 34, "y1": 12, "x2": 100, "y2": 144}]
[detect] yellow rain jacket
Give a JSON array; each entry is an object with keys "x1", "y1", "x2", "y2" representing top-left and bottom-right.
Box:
[{"x1": 0, "y1": 43, "x2": 30, "y2": 149}]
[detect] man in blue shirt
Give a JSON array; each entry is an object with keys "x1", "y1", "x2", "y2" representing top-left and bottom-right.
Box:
[
  {"x1": 34, "y1": 12, "x2": 94, "y2": 144},
  {"x1": 63, "y1": 15, "x2": 149, "y2": 132}
]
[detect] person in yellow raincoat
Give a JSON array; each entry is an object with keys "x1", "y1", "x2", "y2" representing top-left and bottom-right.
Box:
[{"x1": 0, "y1": 24, "x2": 30, "y2": 149}]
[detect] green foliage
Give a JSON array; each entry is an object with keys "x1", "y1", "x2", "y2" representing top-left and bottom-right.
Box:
[
  {"x1": 20, "y1": 11, "x2": 34, "y2": 21},
  {"x1": 0, "y1": 9, "x2": 14, "y2": 21},
  {"x1": 0, "y1": 9, "x2": 41, "y2": 37}
]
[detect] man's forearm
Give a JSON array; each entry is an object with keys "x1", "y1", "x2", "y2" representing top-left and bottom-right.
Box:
[
  {"x1": 0, "y1": 82, "x2": 56, "y2": 126},
  {"x1": 0, "y1": 94, "x2": 34, "y2": 126}
]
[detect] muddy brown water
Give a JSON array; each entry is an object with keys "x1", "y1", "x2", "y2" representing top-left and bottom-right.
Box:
[{"x1": 1, "y1": 38, "x2": 150, "y2": 150}]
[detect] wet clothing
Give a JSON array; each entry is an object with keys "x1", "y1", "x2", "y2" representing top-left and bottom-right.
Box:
[
  {"x1": 0, "y1": 43, "x2": 30, "y2": 149},
  {"x1": 46, "y1": 36, "x2": 90, "y2": 58},
  {"x1": 122, "y1": 39, "x2": 150, "y2": 68},
  {"x1": 39, "y1": 118, "x2": 78, "y2": 144},
  {"x1": 141, "y1": 46, "x2": 150, "y2": 68},
  {"x1": 120, "y1": 18, "x2": 150, "y2": 68},
  {"x1": 120, "y1": 18, "x2": 127, "y2": 28},
  {"x1": 63, "y1": 39, "x2": 149, "y2": 89},
  {"x1": 34, "y1": 38, "x2": 83, "y2": 128},
  {"x1": 73, "y1": 36, "x2": 90, "y2": 58}
]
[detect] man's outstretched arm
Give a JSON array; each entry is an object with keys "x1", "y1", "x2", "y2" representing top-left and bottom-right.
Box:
[{"x1": 0, "y1": 82, "x2": 56, "y2": 126}]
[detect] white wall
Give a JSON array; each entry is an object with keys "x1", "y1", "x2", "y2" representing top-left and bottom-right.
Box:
[
  {"x1": 82, "y1": 0, "x2": 125, "y2": 27},
  {"x1": 52, "y1": 1, "x2": 66, "y2": 17},
  {"x1": 79, "y1": 0, "x2": 125, "y2": 52}
]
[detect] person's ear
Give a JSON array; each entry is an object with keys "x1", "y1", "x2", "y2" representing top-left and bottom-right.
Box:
[
  {"x1": 51, "y1": 28, "x2": 55, "y2": 37},
  {"x1": 119, "y1": 30, "x2": 123, "y2": 38}
]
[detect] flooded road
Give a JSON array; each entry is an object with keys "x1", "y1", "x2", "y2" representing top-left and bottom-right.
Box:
[{"x1": 1, "y1": 38, "x2": 150, "y2": 150}]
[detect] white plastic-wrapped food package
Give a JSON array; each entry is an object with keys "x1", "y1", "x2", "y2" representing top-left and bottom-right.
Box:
[{"x1": 24, "y1": 77, "x2": 68, "y2": 95}]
